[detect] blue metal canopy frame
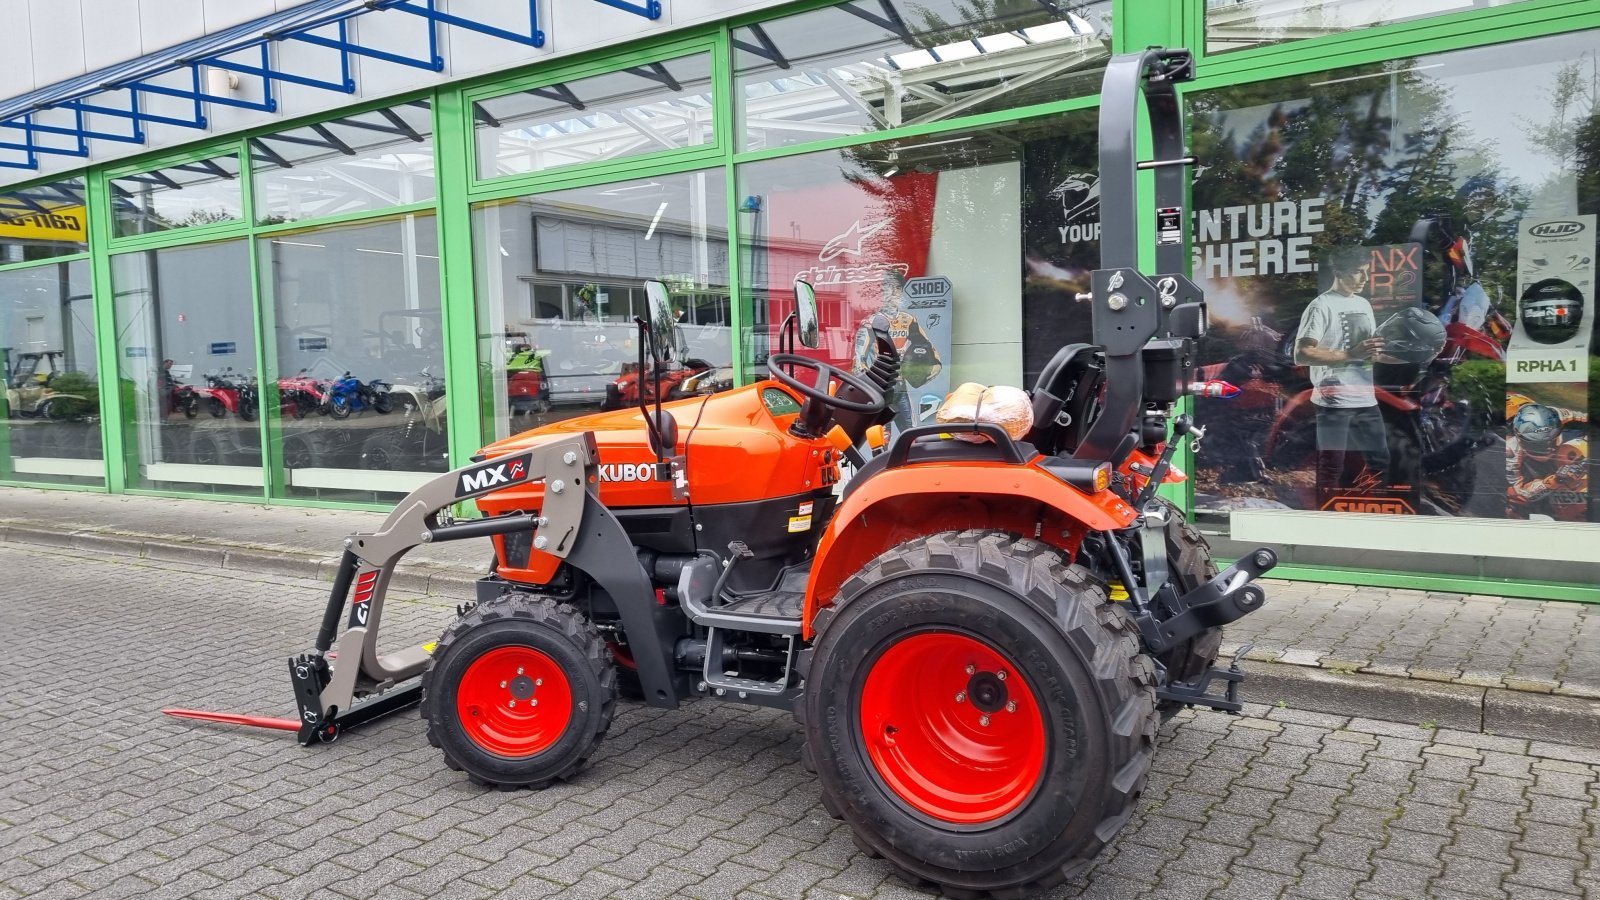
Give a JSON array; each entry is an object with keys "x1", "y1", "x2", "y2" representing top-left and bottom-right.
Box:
[{"x1": 0, "y1": 0, "x2": 660, "y2": 173}]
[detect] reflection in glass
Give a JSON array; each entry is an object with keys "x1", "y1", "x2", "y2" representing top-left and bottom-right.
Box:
[
  {"x1": 735, "y1": 113, "x2": 1098, "y2": 431},
  {"x1": 111, "y1": 155, "x2": 243, "y2": 237},
  {"x1": 0, "y1": 178, "x2": 89, "y2": 263},
  {"x1": 252, "y1": 102, "x2": 436, "y2": 225},
  {"x1": 475, "y1": 54, "x2": 715, "y2": 180},
  {"x1": 259, "y1": 214, "x2": 446, "y2": 502},
  {"x1": 472, "y1": 171, "x2": 731, "y2": 441},
  {"x1": 734, "y1": 1, "x2": 1110, "y2": 151},
  {"x1": 0, "y1": 260, "x2": 100, "y2": 485},
  {"x1": 1206, "y1": 0, "x2": 1532, "y2": 54},
  {"x1": 1185, "y1": 30, "x2": 1600, "y2": 577},
  {"x1": 112, "y1": 240, "x2": 261, "y2": 494}
]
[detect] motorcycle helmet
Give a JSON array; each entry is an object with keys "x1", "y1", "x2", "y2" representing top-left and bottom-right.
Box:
[
  {"x1": 1519, "y1": 278, "x2": 1585, "y2": 345},
  {"x1": 1511, "y1": 403, "x2": 1563, "y2": 459},
  {"x1": 1376, "y1": 307, "x2": 1447, "y2": 365}
]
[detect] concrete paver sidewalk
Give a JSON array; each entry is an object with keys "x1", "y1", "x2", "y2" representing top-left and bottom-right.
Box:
[
  {"x1": 2, "y1": 485, "x2": 1598, "y2": 745},
  {"x1": 3, "y1": 544, "x2": 1599, "y2": 900}
]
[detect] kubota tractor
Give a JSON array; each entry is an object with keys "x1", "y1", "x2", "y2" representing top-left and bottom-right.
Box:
[{"x1": 168, "y1": 48, "x2": 1276, "y2": 898}]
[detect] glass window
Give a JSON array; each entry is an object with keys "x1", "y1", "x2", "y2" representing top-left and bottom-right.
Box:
[
  {"x1": 473, "y1": 170, "x2": 731, "y2": 441},
  {"x1": 0, "y1": 259, "x2": 100, "y2": 485},
  {"x1": 111, "y1": 154, "x2": 244, "y2": 237},
  {"x1": 735, "y1": 112, "x2": 1100, "y2": 431},
  {"x1": 1187, "y1": 31, "x2": 1600, "y2": 584},
  {"x1": 259, "y1": 213, "x2": 446, "y2": 502},
  {"x1": 1206, "y1": 0, "x2": 1535, "y2": 55},
  {"x1": 252, "y1": 101, "x2": 436, "y2": 225},
  {"x1": 112, "y1": 240, "x2": 261, "y2": 495},
  {"x1": 474, "y1": 54, "x2": 715, "y2": 180},
  {"x1": 734, "y1": 1, "x2": 1111, "y2": 151},
  {"x1": 0, "y1": 178, "x2": 88, "y2": 262}
]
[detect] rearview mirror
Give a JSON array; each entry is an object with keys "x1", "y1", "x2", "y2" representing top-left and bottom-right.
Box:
[
  {"x1": 794, "y1": 279, "x2": 821, "y2": 349},
  {"x1": 643, "y1": 280, "x2": 676, "y2": 363}
]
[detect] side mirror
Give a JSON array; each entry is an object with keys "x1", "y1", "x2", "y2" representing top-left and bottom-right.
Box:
[
  {"x1": 794, "y1": 279, "x2": 821, "y2": 350},
  {"x1": 643, "y1": 280, "x2": 676, "y2": 363}
]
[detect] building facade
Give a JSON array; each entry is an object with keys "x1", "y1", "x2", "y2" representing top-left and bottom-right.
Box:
[{"x1": 0, "y1": 0, "x2": 1596, "y2": 601}]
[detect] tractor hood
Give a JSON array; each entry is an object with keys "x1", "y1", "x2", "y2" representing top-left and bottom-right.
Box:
[{"x1": 474, "y1": 382, "x2": 842, "y2": 513}]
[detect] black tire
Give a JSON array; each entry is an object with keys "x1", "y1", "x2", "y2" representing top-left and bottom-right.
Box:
[
  {"x1": 190, "y1": 433, "x2": 222, "y2": 466},
  {"x1": 359, "y1": 432, "x2": 402, "y2": 471},
  {"x1": 422, "y1": 593, "x2": 616, "y2": 789},
  {"x1": 372, "y1": 391, "x2": 393, "y2": 415},
  {"x1": 1151, "y1": 499, "x2": 1222, "y2": 721},
  {"x1": 801, "y1": 530, "x2": 1158, "y2": 899},
  {"x1": 328, "y1": 396, "x2": 352, "y2": 419},
  {"x1": 281, "y1": 434, "x2": 317, "y2": 470},
  {"x1": 240, "y1": 398, "x2": 258, "y2": 422},
  {"x1": 183, "y1": 395, "x2": 199, "y2": 419}
]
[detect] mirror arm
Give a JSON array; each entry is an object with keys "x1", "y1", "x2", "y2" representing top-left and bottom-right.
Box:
[{"x1": 632, "y1": 316, "x2": 667, "y2": 463}]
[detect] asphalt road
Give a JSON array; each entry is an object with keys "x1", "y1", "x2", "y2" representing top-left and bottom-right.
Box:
[{"x1": 1, "y1": 545, "x2": 1596, "y2": 899}]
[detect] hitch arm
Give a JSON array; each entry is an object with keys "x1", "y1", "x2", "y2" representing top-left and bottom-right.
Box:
[{"x1": 1137, "y1": 547, "x2": 1277, "y2": 655}]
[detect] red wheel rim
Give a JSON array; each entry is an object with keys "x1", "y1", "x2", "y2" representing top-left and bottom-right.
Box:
[
  {"x1": 859, "y1": 632, "x2": 1047, "y2": 824},
  {"x1": 456, "y1": 646, "x2": 573, "y2": 757}
]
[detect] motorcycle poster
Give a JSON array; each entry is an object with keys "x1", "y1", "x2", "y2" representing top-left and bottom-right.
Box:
[{"x1": 1184, "y1": 73, "x2": 1550, "y2": 521}]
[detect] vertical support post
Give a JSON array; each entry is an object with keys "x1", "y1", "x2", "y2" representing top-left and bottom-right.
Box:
[
  {"x1": 85, "y1": 169, "x2": 127, "y2": 492},
  {"x1": 432, "y1": 87, "x2": 486, "y2": 470},
  {"x1": 239, "y1": 140, "x2": 281, "y2": 502},
  {"x1": 716, "y1": 23, "x2": 744, "y2": 386}
]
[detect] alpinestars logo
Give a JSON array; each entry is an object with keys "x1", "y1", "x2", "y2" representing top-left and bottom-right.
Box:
[
  {"x1": 820, "y1": 219, "x2": 893, "y2": 261},
  {"x1": 455, "y1": 452, "x2": 534, "y2": 497}
]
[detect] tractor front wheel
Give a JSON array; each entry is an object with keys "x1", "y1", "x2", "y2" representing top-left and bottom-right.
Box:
[
  {"x1": 801, "y1": 531, "x2": 1157, "y2": 899},
  {"x1": 422, "y1": 593, "x2": 616, "y2": 789}
]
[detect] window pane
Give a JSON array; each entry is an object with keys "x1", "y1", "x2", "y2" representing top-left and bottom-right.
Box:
[
  {"x1": 252, "y1": 102, "x2": 437, "y2": 225},
  {"x1": 112, "y1": 240, "x2": 261, "y2": 494},
  {"x1": 111, "y1": 155, "x2": 243, "y2": 237},
  {"x1": 0, "y1": 259, "x2": 100, "y2": 485},
  {"x1": 1207, "y1": 0, "x2": 1535, "y2": 55},
  {"x1": 735, "y1": 1, "x2": 1111, "y2": 151},
  {"x1": 0, "y1": 178, "x2": 88, "y2": 262},
  {"x1": 1187, "y1": 30, "x2": 1600, "y2": 585},
  {"x1": 735, "y1": 112, "x2": 1100, "y2": 431},
  {"x1": 259, "y1": 213, "x2": 447, "y2": 502},
  {"x1": 473, "y1": 170, "x2": 731, "y2": 441},
  {"x1": 475, "y1": 54, "x2": 715, "y2": 180}
]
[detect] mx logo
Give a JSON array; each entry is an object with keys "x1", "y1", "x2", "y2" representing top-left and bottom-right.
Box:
[
  {"x1": 456, "y1": 452, "x2": 534, "y2": 497},
  {"x1": 820, "y1": 218, "x2": 893, "y2": 262}
]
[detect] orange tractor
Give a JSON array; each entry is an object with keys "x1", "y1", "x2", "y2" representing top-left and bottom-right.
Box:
[{"x1": 168, "y1": 48, "x2": 1275, "y2": 898}]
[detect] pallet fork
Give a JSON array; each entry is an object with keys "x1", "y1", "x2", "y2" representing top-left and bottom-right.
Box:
[{"x1": 165, "y1": 433, "x2": 601, "y2": 744}]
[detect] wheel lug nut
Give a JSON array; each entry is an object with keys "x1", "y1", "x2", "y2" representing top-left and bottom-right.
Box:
[
  {"x1": 517, "y1": 667, "x2": 524, "y2": 675},
  {"x1": 979, "y1": 715, "x2": 991, "y2": 727},
  {"x1": 531, "y1": 699, "x2": 538, "y2": 707},
  {"x1": 997, "y1": 670, "x2": 1007, "y2": 681},
  {"x1": 535, "y1": 678, "x2": 543, "y2": 686},
  {"x1": 955, "y1": 692, "x2": 967, "y2": 703},
  {"x1": 1006, "y1": 700, "x2": 1017, "y2": 713},
  {"x1": 965, "y1": 664, "x2": 976, "y2": 675},
  {"x1": 500, "y1": 681, "x2": 507, "y2": 688},
  {"x1": 508, "y1": 700, "x2": 516, "y2": 708}
]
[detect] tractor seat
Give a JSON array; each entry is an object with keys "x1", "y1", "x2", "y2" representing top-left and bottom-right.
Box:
[{"x1": 844, "y1": 431, "x2": 1039, "y2": 500}]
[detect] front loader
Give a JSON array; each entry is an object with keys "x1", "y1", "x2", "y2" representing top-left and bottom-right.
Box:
[{"x1": 167, "y1": 47, "x2": 1276, "y2": 898}]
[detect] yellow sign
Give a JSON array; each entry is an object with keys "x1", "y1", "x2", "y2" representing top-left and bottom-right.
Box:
[{"x1": 0, "y1": 205, "x2": 86, "y2": 242}]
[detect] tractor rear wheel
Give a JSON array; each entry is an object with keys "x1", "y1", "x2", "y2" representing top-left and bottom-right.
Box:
[
  {"x1": 422, "y1": 592, "x2": 616, "y2": 789},
  {"x1": 1153, "y1": 499, "x2": 1222, "y2": 720},
  {"x1": 801, "y1": 531, "x2": 1158, "y2": 899}
]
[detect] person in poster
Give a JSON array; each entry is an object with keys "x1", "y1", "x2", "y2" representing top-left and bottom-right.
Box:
[
  {"x1": 1293, "y1": 248, "x2": 1391, "y2": 502},
  {"x1": 1505, "y1": 391, "x2": 1589, "y2": 521},
  {"x1": 852, "y1": 271, "x2": 943, "y2": 430}
]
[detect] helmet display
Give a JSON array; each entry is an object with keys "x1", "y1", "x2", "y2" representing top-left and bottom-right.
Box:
[
  {"x1": 1376, "y1": 306, "x2": 1447, "y2": 365},
  {"x1": 1511, "y1": 403, "x2": 1563, "y2": 458},
  {"x1": 1518, "y1": 278, "x2": 1585, "y2": 344}
]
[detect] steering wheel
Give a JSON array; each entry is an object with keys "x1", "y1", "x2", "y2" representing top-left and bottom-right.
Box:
[{"x1": 767, "y1": 353, "x2": 887, "y2": 415}]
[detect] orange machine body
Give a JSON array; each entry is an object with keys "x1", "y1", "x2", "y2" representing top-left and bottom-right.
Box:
[{"x1": 476, "y1": 382, "x2": 840, "y2": 584}]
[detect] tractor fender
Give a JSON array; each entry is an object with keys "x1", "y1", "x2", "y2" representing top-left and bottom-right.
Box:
[{"x1": 803, "y1": 462, "x2": 1136, "y2": 638}]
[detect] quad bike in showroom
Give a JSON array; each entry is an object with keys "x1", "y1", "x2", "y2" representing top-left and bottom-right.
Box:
[{"x1": 165, "y1": 48, "x2": 1275, "y2": 899}]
